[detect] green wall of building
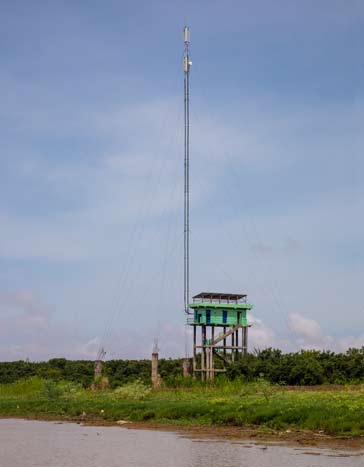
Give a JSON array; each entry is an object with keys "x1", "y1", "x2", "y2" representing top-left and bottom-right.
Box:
[{"x1": 191, "y1": 307, "x2": 248, "y2": 326}]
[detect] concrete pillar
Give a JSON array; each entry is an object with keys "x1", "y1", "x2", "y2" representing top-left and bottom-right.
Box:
[
  {"x1": 223, "y1": 326, "x2": 227, "y2": 358},
  {"x1": 243, "y1": 326, "x2": 248, "y2": 354},
  {"x1": 231, "y1": 331, "x2": 235, "y2": 362},
  {"x1": 211, "y1": 327, "x2": 215, "y2": 380},
  {"x1": 94, "y1": 360, "x2": 103, "y2": 380},
  {"x1": 151, "y1": 352, "x2": 161, "y2": 387},
  {"x1": 192, "y1": 326, "x2": 196, "y2": 376},
  {"x1": 183, "y1": 358, "x2": 191, "y2": 377},
  {"x1": 235, "y1": 329, "x2": 239, "y2": 360},
  {"x1": 201, "y1": 325, "x2": 206, "y2": 381}
]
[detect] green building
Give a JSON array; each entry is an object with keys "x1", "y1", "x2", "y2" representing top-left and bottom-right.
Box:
[
  {"x1": 189, "y1": 292, "x2": 253, "y2": 380},
  {"x1": 189, "y1": 296, "x2": 252, "y2": 326}
]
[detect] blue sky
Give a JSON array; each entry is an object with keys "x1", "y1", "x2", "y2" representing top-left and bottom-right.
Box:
[{"x1": 1, "y1": 1, "x2": 363, "y2": 360}]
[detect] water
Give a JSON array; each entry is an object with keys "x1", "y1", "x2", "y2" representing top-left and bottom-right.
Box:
[{"x1": 0, "y1": 419, "x2": 362, "y2": 467}]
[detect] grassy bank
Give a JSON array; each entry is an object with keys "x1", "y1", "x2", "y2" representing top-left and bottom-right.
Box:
[{"x1": 1, "y1": 378, "x2": 364, "y2": 437}]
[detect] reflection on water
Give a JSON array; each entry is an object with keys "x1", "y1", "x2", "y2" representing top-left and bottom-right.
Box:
[{"x1": 0, "y1": 419, "x2": 362, "y2": 467}]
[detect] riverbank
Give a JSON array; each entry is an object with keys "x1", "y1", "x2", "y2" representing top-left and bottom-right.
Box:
[
  {"x1": 1, "y1": 378, "x2": 364, "y2": 447},
  {"x1": 79, "y1": 420, "x2": 364, "y2": 450}
]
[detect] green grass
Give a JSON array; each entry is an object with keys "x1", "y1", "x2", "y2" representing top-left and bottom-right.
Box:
[{"x1": 1, "y1": 377, "x2": 364, "y2": 437}]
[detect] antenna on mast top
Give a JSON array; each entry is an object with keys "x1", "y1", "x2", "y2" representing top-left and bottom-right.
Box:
[
  {"x1": 183, "y1": 26, "x2": 190, "y2": 44},
  {"x1": 183, "y1": 27, "x2": 191, "y2": 316}
]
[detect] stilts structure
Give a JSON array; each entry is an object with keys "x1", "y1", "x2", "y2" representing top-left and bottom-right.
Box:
[
  {"x1": 188, "y1": 293, "x2": 252, "y2": 379},
  {"x1": 182, "y1": 28, "x2": 253, "y2": 379}
]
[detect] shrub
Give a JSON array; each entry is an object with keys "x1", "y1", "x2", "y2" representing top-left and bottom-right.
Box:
[
  {"x1": 113, "y1": 381, "x2": 151, "y2": 400},
  {"x1": 42, "y1": 380, "x2": 63, "y2": 400}
]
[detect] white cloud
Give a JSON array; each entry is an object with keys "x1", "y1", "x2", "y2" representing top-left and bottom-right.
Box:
[
  {"x1": 0, "y1": 291, "x2": 99, "y2": 361},
  {"x1": 288, "y1": 313, "x2": 324, "y2": 340},
  {"x1": 284, "y1": 312, "x2": 364, "y2": 352},
  {"x1": 248, "y1": 314, "x2": 277, "y2": 350}
]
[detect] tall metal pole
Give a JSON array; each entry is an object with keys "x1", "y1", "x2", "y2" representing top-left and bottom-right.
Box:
[{"x1": 183, "y1": 26, "x2": 191, "y2": 316}]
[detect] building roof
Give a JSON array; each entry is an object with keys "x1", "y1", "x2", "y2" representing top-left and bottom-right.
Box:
[
  {"x1": 192, "y1": 292, "x2": 247, "y2": 300},
  {"x1": 189, "y1": 302, "x2": 253, "y2": 310}
]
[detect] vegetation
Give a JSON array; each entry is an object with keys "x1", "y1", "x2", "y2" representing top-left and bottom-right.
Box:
[
  {"x1": 0, "y1": 358, "x2": 183, "y2": 388},
  {"x1": 0, "y1": 376, "x2": 364, "y2": 437},
  {"x1": 1, "y1": 348, "x2": 364, "y2": 387},
  {"x1": 1, "y1": 349, "x2": 364, "y2": 437}
]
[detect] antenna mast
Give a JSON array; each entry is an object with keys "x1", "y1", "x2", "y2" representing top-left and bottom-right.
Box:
[{"x1": 183, "y1": 26, "x2": 191, "y2": 315}]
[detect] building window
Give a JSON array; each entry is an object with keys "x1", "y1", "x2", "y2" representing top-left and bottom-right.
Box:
[
  {"x1": 222, "y1": 310, "x2": 227, "y2": 324},
  {"x1": 206, "y1": 309, "x2": 211, "y2": 324}
]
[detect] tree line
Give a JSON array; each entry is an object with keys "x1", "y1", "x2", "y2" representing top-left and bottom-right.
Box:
[{"x1": 0, "y1": 348, "x2": 363, "y2": 387}]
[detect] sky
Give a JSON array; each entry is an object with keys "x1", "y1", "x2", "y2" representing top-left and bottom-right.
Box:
[{"x1": 1, "y1": 0, "x2": 363, "y2": 361}]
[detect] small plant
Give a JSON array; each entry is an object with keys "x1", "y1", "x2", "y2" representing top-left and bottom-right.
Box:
[
  {"x1": 61, "y1": 381, "x2": 83, "y2": 396},
  {"x1": 254, "y1": 376, "x2": 274, "y2": 401},
  {"x1": 113, "y1": 380, "x2": 151, "y2": 400},
  {"x1": 42, "y1": 380, "x2": 63, "y2": 400},
  {"x1": 237, "y1": 376, "x2": 274, "y2": 400}
]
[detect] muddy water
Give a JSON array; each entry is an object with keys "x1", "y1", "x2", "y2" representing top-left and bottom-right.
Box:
[{"x1": 0, "y1": 419, "x2": 362, "y2": 467}]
